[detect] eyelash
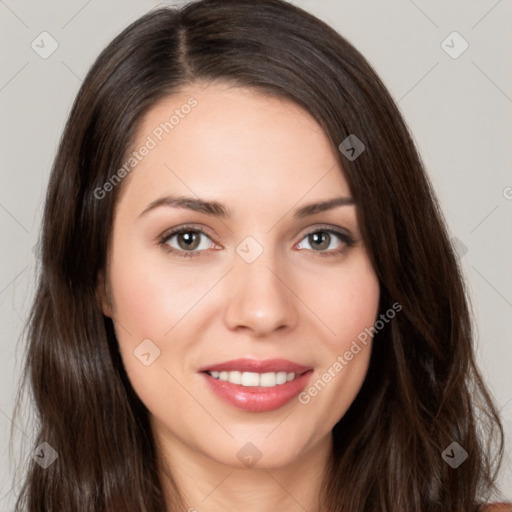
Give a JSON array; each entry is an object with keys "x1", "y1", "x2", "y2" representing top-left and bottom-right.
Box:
[{"x1": 158, "y1": 224, "x2": 355, "y2": 259}]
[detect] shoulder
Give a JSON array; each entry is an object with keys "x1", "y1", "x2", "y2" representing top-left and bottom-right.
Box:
[{"x1": 479, "y1": 504, "x2": 512, "y2": 511}]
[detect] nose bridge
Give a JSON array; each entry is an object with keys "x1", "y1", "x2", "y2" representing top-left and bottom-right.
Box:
[{"x1": 223, "y1": 235, "x2": 297, "y2": 335}]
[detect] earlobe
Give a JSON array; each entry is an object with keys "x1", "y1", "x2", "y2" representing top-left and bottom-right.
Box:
[{"x1": 96, "y1": 269, "x2": 112, "y2": 318}]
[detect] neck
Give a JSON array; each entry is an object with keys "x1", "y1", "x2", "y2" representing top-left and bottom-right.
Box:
[{"x1": 155, "y1": 426, "x2": 333, "y2": 512}]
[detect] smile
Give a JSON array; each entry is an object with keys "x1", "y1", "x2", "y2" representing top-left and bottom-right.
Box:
[
  {"x1": 206, "y1": 370, "x2": 299, "y2": 387},
  {"x1": 199, "y1": 359, "x2": 314, "y2": 412}
]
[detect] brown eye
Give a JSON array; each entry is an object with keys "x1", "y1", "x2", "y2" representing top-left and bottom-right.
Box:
[
  {"x1": 160, "y1": 227, "x2": 215, "y2": 257},
  {"x1": 308, "y1": 231, "x2": 331, "y2": 251},
  {"x1": 296, "y1": 227, "x2": 354, "y2": 256},
  {"x1": 175, "y1": 231, "x2": 201, "y2": 251}
]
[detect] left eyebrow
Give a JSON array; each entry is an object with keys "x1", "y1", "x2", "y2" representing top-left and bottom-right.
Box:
[{"x1": 293, "y1": 196, "x2": 354, "y2": 218}]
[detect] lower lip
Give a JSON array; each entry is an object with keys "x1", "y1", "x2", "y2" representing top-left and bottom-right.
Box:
[{"x1": 200, "y1": 371, "x2": 313, "y2": 412}]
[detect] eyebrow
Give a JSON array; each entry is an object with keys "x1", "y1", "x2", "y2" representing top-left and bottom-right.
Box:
[{"x1": 138, "y1": 195, "x2": 354, "y2": 219}]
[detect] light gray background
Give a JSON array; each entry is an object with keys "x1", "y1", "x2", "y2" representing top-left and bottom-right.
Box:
[{"x1": 1, "y1": 0, "x2": 511, "y2": 507}]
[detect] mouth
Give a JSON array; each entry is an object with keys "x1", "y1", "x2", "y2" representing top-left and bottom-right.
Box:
[{"x1": 198, "y1": 358, "x2": 313, "y2": 412}]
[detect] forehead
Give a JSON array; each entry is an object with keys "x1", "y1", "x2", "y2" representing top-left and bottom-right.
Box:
[{"x1": 116, "y1": 82, "x2": 351, "y2": 215}]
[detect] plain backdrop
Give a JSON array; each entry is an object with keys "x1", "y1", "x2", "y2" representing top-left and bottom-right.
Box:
[{"x1": 1, "y1": 0, "x2": 511, "y2": 508}]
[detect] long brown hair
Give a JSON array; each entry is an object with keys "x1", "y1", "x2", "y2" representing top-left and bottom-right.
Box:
[{"x1": 13, "y1": 0, "x2": 506, "y2": 510}]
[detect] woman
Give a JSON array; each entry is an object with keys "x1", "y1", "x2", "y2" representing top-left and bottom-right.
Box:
[{"x1": 13, "y1": 0, "x2": 510, "y2": 510}]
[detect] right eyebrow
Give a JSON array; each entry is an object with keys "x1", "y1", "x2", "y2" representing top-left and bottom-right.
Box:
[{"x1": 138, "y1": 195, "x2": 229, "y2": 219}]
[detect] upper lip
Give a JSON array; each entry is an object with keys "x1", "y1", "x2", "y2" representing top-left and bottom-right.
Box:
[{"x1": 199, "y1": 358, "x2": 312, "y2": 374}]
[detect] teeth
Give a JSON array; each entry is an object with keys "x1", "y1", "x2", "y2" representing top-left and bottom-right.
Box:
[
  {"x1": 276, "y1": 372, "x2": 287, "y2": 385},
  {"x1": 241, "y1": 371, "x2": 260, "y2": 386},
  {"x1": 208, "y1": 370, "x2": 298, "y2": 386},
  {"x1": 259, "y1": 372, "x2": 277, "y2": 387},
  {"x1": 228, "y1": 370, "x2": 242, "y2": 384}
]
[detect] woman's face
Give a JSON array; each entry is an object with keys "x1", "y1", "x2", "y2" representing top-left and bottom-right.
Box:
[{"x1": 100, "y1": 82, "x2": 380, "y2": 470}]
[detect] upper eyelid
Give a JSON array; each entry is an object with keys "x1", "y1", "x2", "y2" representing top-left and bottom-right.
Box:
[{"x1": 159, "y1": 223, "x2": 217, "y2": 242}]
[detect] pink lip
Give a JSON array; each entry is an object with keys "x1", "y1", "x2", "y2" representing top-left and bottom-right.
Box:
[
  {"x1": 198, "y1": 358, "x2": 312, "y2": 374},
  {"x1": 198, "y1": 358, "x2": 314, "y2": 412}
]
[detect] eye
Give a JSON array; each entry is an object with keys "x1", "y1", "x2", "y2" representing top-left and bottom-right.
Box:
[
  {"x1": 159, "y1": 226, "x2": 217, "y2": 258},
  {"x1": 296, "y1": 227, "x2": 354, "y2": 256},
  {"x1": 158, "y1": 224, "x2": 355, "y2": 259}
]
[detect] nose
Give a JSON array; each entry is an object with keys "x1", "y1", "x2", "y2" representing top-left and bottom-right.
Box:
[{"x1": 223, "y1": 248, "x2": 298, "y2": 337}]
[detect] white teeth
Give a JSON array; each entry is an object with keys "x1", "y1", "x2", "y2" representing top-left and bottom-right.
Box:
[
  {"x1": 241, "y1": 372, "x2": 260, "y2": 386},
  {"x1": 208, "y1": 370, "x2": 298, "y2": 386},
  {"x1": 276, "y1": 371, "x2": 287, "y2": 385},
  {"x1": 229, "y1": 370, "x2": 242, "y2": 384},
  {"x1": 259, "y1": 372, "x2": 277, "y2": 387}
]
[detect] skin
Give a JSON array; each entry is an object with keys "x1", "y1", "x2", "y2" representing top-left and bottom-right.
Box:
[{"x1": 98, "y1": 81, "x2": 380, "y2": 512}]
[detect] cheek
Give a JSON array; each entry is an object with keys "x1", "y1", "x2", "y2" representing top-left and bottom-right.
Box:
[
  {"x1": 107, "y1": 241, "x2": 227, "y2": 396},
  {"x1": 294, "y1": 255, "x2": 379, "y2": 424},
  {"x1": 107, "y1": 255, "x2": 196, "y2": 414},
  {"x1": 299, "y1": 254, "x2": 380, "y2": 346},
  {"x1": 108, "y1": 246, "x2": 212, "y2": 340}
]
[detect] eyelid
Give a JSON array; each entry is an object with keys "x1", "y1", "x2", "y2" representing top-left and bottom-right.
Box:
[
  {"x1": 298, "y1": 223, "x2": 352, "y2": 239},
  {"x1": 158, "y1": 223, "x2": 218, "y2": 243},
  {"x1": 295, "y1": 224, "x2": 355, "y2": 255},
  {"x1": 157, "y1": 224, "x2": 219, "y2": 259}
]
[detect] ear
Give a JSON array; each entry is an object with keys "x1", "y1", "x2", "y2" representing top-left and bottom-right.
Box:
[{"x1": 96, "y1": 269, "x2": 113, "y2": 318}]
